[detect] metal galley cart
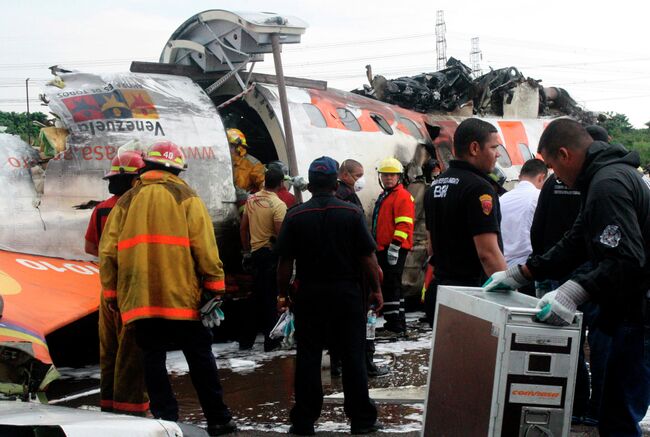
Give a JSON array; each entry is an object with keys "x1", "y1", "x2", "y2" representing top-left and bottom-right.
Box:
[{"x1": 423, "y1": 286, "x2": 582, "y2": 437}]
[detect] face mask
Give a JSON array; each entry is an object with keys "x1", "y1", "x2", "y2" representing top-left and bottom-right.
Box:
[{"x1": 353, "y1": 175, "x2": 366, "y2": 192}]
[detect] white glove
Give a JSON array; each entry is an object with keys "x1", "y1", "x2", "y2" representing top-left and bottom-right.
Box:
[
  {"x1": 200, "y1": 296, "x2": 225, "y2": 328},
  {"x1": 483, "y1": 265, "x2": 531, "y2": 292},
  {"x1": 290, "y1": 175, "x2": 308, "y2": 192},
  {"x1": 536, "y1": 280, "x2": 589, "y2": 326},
  {"x1": 387, "y1": 243, "x2": 400, "y2": 266}
]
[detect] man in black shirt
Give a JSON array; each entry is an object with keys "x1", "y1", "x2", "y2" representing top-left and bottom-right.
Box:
[
  {"x1": 276, "y1": 156, "x2": 383, "y2": 436},
  {"x1": 336, "y1": 159, "x2": 365, "y2": 209},
  {"x1": 333, "y1": 159, "x2": 388, "y2": 378},
  {"x1": 485, "y1": 119, "x2": 650, "y2": 436},
  {"x1": 422, "y1": 118, "x2": 507, "y2": 323}
]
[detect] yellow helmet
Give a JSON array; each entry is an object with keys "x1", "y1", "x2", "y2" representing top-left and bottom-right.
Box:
[
  {"x1": 377, "y1": 157, "x2": 403, "y2": 174},
  {"x1": 226, "y1": 128, "x2": 247, "y2": 147}
]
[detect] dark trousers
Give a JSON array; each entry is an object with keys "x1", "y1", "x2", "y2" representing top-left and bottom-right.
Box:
[
  {"x1": 537, "y1": 275, "x2": 611, "y2": 422},
  {"x1": 330, "y1": 339, "x2": 376, "y2": 372},
  {"x1": 424, "y1": 277, "x2": 480, "y2": 326},
  {"x1": 598, "y1": 324, "x2": 650, "y2": 437},
  {"x1": 290, "y1": 282, "x2": 377, "y2": 429},
  {"x1": 572, "y1": 302, "x2": 612, "y2": 419},
  {"x1": 240, "y1": 247, "x2": 279, "y2": 349},
  {"x1": 377, "y1": 248, "x2": 408, "y2": 332},
  {"x1": 134, "y1": 319, "x2": 231, "y2": 427}
]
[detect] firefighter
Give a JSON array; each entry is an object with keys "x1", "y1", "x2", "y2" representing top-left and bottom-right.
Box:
[
  {"x1": 485, "y1": 119, "x2": 650, "y2": 436},
  {"x1": 227, "y1": 128, "x2": 265, "y2": 200},
  {"x1": 372, "y1": 157, "x2": 415, "y2": 335},
  {"x1": 85, "y1": 148, "x2": 148, "y2": 416},
  {"x1": 423, "y1": 119, "x2": 507, "y2": 325},
  {"x1": 276, "y1": 156, "x2": 383, "y2": 435},
  {"x1": 99, "y1": 141, "x2": 236, "y2": 436}
]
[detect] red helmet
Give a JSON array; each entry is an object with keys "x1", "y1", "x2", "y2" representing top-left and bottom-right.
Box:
[
  {"x1": 103, "y1": 150, "x2": 145, "y2": 179},
  {"x1": 144, "y1": 141, "x2": 186, "y2": 171}
]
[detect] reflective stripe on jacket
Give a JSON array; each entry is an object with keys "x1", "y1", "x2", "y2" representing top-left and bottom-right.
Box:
[
  {"x1": 99, "y1": 170, "x2": 226, "y2": 325},
  {"x1": 372, "y1": 183, "x2": 415, "y2": 251}
]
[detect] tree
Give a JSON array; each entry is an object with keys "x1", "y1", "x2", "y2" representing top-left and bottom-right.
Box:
[
  {"x1": 599, "y1": 112, "x2": 650, "y2": 166},
  {"x1": 0, "y1": 111, "x2": 48, "y2": 144}
]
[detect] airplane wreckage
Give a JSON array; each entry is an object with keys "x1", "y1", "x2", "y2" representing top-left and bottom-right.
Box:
[{"x1": 0, "y1": 9, "x2": 596, "y2": 408}]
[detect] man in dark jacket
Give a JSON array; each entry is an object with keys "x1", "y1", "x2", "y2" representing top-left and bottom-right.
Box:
[
  {"x1": 276, "y1": 156, "x2": 384, "y2": 435},
  {"x1": 486, "y1": 119, "x2": 650, "y2": 436}
]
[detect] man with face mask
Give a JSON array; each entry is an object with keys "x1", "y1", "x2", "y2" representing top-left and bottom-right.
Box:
[
  {"x1": 85, "y1": 147, "x2": 149, "y2": 416},
  {"x1": 332, "y1": 159, "x2": 389, "y2": 378},
  {"x1": 336, "y1": 159, "x2": 365, "y2": 209}
]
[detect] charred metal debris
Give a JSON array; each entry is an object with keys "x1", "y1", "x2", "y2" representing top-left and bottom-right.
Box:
[{"x1": 353, "y1": 58, "x2": 595, "y2": 122}]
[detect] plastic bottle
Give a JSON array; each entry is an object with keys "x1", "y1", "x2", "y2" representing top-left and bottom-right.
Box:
[{"x1": 366, "y1": 309, "x2": 377, "y2": 340}]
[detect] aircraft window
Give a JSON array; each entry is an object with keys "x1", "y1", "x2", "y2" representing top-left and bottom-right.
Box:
[
  {"x1": 399, "y1": 117, "x2": 423, "y2": 139},
  {"x1": 303, "y1": 103, "x2": 327, "y2": 128},
  {"x1": 497, "y1": 144, "x2": 512, "y2": 168},
  {"x1": 370, "y1": 113, "x2": 393, "y2": 135},
  {"x1": 519, "y1": 143, "x2": 534, "y2": 161},
  {"x1": 336, "y1": 108, "x2": 361, "y2": 132}
]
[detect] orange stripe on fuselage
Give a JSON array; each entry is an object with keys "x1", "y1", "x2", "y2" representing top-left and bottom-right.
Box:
[
  {"x1": 121, "y1": 306, "x2": 199, "y2": 323},
  {"x1": 118, "y1": 235, "x2": 190, "y2": 251},
  {"x1": 498, "y1": 120, "x2": 528, "y2": 165}
]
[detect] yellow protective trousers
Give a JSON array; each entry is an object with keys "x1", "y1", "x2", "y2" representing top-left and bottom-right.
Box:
[{"x1": 99, "y1": 294, "x2": 149, "y2": 415}]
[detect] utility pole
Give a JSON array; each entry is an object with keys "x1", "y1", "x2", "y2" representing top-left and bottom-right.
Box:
[
  {"x1": 470, "y1": 37, "x2": 482, "y2": 78},
  {"x1": 435, "y1": 10, "x2": 447, "y2": 71},
  {"x1": 25, "y1": 78, "x2": 31, "y2": 145}
]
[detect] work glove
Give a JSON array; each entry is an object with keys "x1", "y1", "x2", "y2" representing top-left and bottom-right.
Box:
[
  {"x1": 483, "y1": 265, "x2": 531, "y2": 292},
  {"x1": 241, "y1": 251, "x2": 254, "y2": 273},
  {"x1": 536, "y1": 280, "x2": 589, "y2": 326},
  {"x1": 290, "y1": 176, "x2": 308, "y2": 192},
  {"x1": 200, "y1": 294, "x2": 225, "y2": 328},
  {"x1": 387, "y1": 243, "x2": 400, "y2": 266}
]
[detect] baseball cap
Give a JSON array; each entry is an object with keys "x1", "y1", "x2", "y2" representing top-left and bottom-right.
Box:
[{"x1": 308, "y1": 156, "x2": 339, "y2": 175}]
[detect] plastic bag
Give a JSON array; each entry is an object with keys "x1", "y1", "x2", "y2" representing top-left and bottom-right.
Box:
[
  {"x1": 282, "y1": 312, "x2": 295, "y2": 348},
  {"x1": 270, "y1": 310, "x2": 292, "y2": 339}
]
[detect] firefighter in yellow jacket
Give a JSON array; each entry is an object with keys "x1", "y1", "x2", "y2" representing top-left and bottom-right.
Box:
[
  {"x1": 99, "y1": 141, "x2": 237, "y2": 436},
  {"x1": 227, "y1": 128, "x2": 265, "y2": 200},
  {"x1": 372, "y1": 157, "x2": 415, "y2": 335}
]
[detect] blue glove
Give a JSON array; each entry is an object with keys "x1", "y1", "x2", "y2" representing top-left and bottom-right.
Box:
[
  {"x1": 483, "y1": 265, "x2": 530, "y2": 292},
  {"x1": 200, "y1": 295, "x2": 225, "y2": 328},
  {"x1": 387, "y1": 243, "x2": 400, "y2": 266},
  {"x1": 536, "y1": 280, "x2": 588, "y2": 326}
]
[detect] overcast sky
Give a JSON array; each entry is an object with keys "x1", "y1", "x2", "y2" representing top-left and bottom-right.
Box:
[{"x1": 2, "y1": 0, "x2": 649, "y2": 127}]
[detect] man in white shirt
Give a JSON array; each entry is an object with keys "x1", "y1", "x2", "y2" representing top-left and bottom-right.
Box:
[{"x1": 500, "y1": 159, "x2": 548, "y2": 276}]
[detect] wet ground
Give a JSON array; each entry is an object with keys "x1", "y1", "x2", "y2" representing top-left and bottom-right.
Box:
[
  {"x1": 43, "y1": 312, "x2": 644, "y2": 436},
  {"x1": 47, "y1": 314, "x2": 429, "y2": 434}
]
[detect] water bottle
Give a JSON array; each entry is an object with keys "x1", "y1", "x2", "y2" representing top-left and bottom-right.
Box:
[{"x1": 366, "y1": 309, "x2": 377, "y2": 340}]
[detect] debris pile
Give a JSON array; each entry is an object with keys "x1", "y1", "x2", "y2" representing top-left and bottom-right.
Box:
[{"x1": 353, "y1": 58, "x2": 595, "y2": 122}]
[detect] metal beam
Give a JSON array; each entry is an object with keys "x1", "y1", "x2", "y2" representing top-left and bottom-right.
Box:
[
  {"x1": 271, "y1": 34, "x2": 301, "y2": 203},
  {"x1": 130, "y1": 61, "x2": 327, "y2": 91}
]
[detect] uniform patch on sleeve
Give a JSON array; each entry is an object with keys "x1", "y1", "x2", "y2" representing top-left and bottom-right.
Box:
[
  {"x1": 479, "y1": 194, "x2": 493, "y2": 216},
  {"x1": 599, "y1": 225, "x2": 621, "y2": 248}
]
